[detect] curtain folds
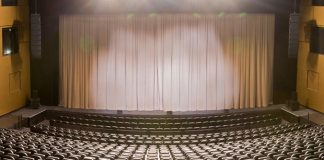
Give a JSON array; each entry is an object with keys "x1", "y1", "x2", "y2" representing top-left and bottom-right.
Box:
[{"x1": 59, "y1": 14, "x2": 275, "y2": 111}]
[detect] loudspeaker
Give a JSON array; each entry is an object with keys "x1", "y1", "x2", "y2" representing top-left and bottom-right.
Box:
[
  {"x1": 310, "y1": 26, "x2": 324, "y2": 53},
  {"x1": 288, "y1": 13, "x2": 300, "y2": 58},
  {"x1": 313, "y1": 0, "x2": 324, "y2": 6},
  {"x1": 30, "y1": 14, "x2": 41, "y2": 59},
  {"x1": 117, "y1": 110, "x2": 123, "y2": 115},
  {"x1": 166, "y1": 111, "x2": 173, "y2": 115}
]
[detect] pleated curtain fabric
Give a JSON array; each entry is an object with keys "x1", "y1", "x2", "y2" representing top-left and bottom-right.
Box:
[{"x1": 59, "y1": 14, "x2": 275, "y2": 111}]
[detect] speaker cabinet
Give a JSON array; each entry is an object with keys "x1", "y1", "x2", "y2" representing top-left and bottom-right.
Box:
[
  {"x1": 2, "y1": 27, "x2": 19, "y2": 56},
  {"x1": 313, "y1": 0, "x2": 324, "y2": 6},
  {"x1": 310, "y1": 26, "x2": 324, "y2": 53},
  {"x1": 31, "y1": 14, "x2": 42, "y2": 59},
  {"x1": 288, "y1": 13, "x2": 299, "y2": 58}
]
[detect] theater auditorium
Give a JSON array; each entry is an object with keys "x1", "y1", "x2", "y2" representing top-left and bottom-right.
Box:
[{"x1": 1, "y1": 0, "x2": 324, "y2": 159}]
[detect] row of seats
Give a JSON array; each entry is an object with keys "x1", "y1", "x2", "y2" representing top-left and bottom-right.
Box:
[
  {"x1": 49, "y1": 117, "x2": 281, "y2": 134},
  {"x1": 55, "y1": 114, "x2": 278, "y2": 128},
  {"x1": 1, "y1": 124, "x2": 323, "y2": 160},
  {"x1": 31, "y1": 123, "x2": 310, "y2": 145},
  {"x1": 82, "y1": 113, "x2": 270, "y2": 122}
]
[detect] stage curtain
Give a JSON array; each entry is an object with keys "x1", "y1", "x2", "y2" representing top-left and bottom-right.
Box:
[{"x1": 59, "y1": 14, "x2": 275, "y2": 111}]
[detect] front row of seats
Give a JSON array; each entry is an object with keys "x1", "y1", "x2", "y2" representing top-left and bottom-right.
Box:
[
  {"x1": 49, "y1": 114, "x2": 281, "y2": 134},
  {"x1": 31, "y1": 123, "x2": 310, "y2": 145}
]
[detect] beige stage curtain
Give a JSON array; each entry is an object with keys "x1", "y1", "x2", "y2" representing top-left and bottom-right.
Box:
[{"x1": 59, "y1": 14, "x2": 275, "y2": 111}]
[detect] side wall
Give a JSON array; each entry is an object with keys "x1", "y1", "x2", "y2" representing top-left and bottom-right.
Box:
[
  {"x1": 0, "y1": 0, "x2": 30, "y2": 116},
  {"x1": 298, "y1": 0, "x2": 324, "y2": 112}
]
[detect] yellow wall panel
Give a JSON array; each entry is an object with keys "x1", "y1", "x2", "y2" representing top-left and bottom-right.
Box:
[
  {"x1": 300, "y1": 0, "x2": 313, "y2": 23},
  {"x1": 298, "y1": 0, "x2": 324, "y2": 113},
  {"x1": 0, "y1": 29, "x2": 2, "y2": 56},
  {"x1": 0, "y1": 7, "x2": 17, "y2": 26},
  {"x1": 0, "y1": 0, "x2": 30, "y2": 116},
  {"x1": 16, "y1": 6, "x2": 29, "y2": 42},
  {"x1": 299, "y1": 23, "x2": 310, "y2": 43},
  {"x1": 297, "y1": 42, "x2": 310, "y2": 71},
  {"x1": 314, "y1": 7, "x2": 324, "y2": 25}
]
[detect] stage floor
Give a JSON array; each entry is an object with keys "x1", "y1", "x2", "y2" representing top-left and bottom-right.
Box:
[{"x1": 11, "y1": 104, "x2": 284, "y2": 116}]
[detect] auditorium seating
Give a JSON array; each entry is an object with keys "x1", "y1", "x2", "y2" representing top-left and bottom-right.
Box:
[
  {"x1": 31, "y1": 123, "x2": 310, "y2": 145},
  {"x1": 1, "y1": 110, "x2": 323, "y2": 159},
  {"x1": 48, "y1": 112, "x2": 281, "y2": 134},
  {"x1": 0, "y1": 124, "x2": 324, "y2": 159}
]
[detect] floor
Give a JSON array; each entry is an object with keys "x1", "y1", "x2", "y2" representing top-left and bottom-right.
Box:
[
  {"x1": 282, "y1": 106, "x2": 324, "y2": 125},
  {"x1": 0, "y1": 113, "x2": 24, "y2": 128},
  {"x1": 1, "y1": 104, "x2": 324, "y2": 129}
]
